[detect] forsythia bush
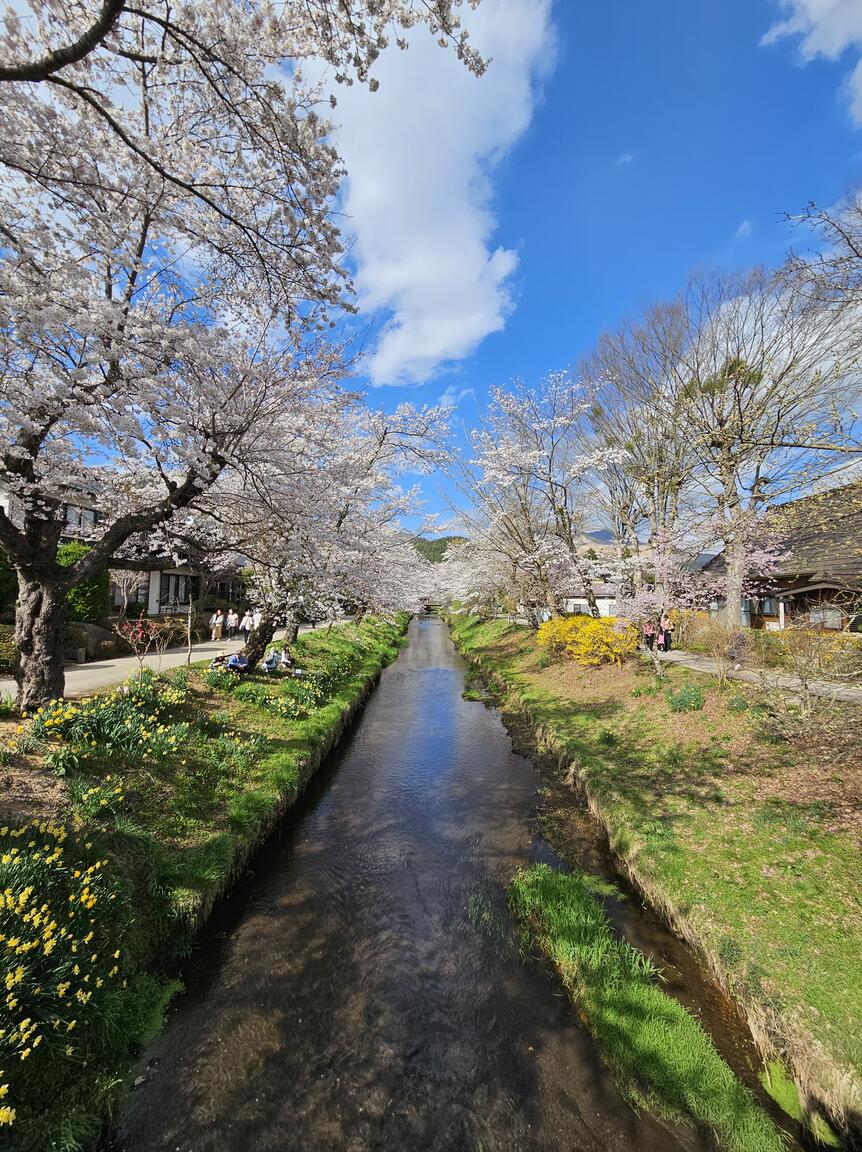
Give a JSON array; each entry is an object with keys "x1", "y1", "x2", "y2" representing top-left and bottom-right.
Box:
[
  {"x1": 538, "y1": 615, "x2": 638, "y2": 667},
  {"x1": 0, "y1": 822, "x2": 129, "y2": 1133},
  {"x1": 536, "y1": 616, "x2": 587, "y2": 656}
]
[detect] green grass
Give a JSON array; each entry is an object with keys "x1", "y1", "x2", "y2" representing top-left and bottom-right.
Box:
[
  {"x1": 2, "y1": 616, "x2": 408, "y2": 1151},
  {"x1": 758, "y1": 1063, "x2": 839, "y2": 1147},
  {"x1": 510, "y1": 864, "x2": 785, "y2": 1152},
  {"x1": 449, "y1": 614, "x2": 862, "y2": 1141}
]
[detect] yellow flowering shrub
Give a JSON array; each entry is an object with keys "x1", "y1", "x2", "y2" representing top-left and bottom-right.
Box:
[
  {"x1": 0, "y1": 822, "x2": 128, "y2": 1134},
  {"x1": 538, "y1": 615, "x2": 637, "y2": 667},
  {"x1": 536, "y1": 616, "x2": 589, "y2": 656}
]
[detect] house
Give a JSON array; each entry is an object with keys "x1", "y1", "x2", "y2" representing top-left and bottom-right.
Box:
[
  {"x1": 707, "y1": 482, "x2": 862, "y2": 631},
  {"x1": 0, "y1": 480, "x2": 244, "y2": 619},
  {"x1": 109, "y1": 567, "x2": 201, "y2": 616},
  {"x1": 0, "y1": 479, "x2": 101, "y2": 544}
]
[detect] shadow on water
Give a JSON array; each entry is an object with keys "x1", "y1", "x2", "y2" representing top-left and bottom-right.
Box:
[{"x1": 108, "y1": 619, "x2": 784, "y2": 1152}]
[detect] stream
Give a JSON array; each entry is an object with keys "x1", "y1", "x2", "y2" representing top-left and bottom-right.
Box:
[{"x1": 114, "y1": 616, "x2": 793, "y2": 1152}]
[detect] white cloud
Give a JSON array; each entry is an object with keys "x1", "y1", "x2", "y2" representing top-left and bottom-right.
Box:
[
  {"x1": 438, "y1": 384, "x2": 476, "y2": 409},
  {"x1": 616, "y1": 152, "x2": 635, "y2": 166},
  {"x1": 763, "y1": 1, "x2": 862, "y2": 124},
  {"x1": 734, "y1": 218, "x2": 753, "y2": 239},
  {"x1": 319, "y1": 0, "x2": 556, "y2": 386}
]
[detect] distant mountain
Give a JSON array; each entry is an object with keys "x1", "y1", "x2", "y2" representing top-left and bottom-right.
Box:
[{"x1": 413, "y1": 535, "x2": 466, "y2": 564}]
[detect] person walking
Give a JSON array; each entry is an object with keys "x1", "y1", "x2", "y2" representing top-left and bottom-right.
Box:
[
  {"x1": 226, "y1": 608, "x2": 239, "y2": 639},
  {"x1": 210, "y1": 608, "x2": 224, "y2": 641},
  {"x1": 643, "y1": 619, "x2": 657, "y2": 651},
  {"x1": 660, "y1": 611, "x2": 675, "y2": 653},
  {"x1": 252, "y1": 608, "x2": 263, "y2": 632},
  {"x1": 240, "y1": 609, "x2": 254, "y2": 642}
]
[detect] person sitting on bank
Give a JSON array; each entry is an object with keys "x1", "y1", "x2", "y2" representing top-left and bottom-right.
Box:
[{"x1": 227, "y1": 652, "x2": 250, "y2": 674}]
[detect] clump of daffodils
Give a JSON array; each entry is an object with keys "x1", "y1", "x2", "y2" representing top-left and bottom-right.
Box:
[{"x1": 0, "y1": 822, "x2": 129, "y2": 1130}]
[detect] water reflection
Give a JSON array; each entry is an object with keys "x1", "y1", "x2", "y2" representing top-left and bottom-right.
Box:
[{"x1": 116, "y1": 618, "x2": 705, "y2": 1152}]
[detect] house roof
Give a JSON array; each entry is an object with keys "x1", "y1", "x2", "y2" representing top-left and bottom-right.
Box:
[{"x1": 708, "y1": 482, "x2": 862, "y2": 588}]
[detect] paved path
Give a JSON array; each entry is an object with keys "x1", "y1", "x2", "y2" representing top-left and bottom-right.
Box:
[
  {"x1": 0, "y1": 624, "x2": 330, "y2": 700},
  {"x1": 658, "y1": 649, "x2": 862, "y2": 704}
]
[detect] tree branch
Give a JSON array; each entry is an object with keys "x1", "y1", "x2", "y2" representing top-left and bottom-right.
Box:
[{"x1": 0, "y1": 0, "x2": 126, "y2": 82}]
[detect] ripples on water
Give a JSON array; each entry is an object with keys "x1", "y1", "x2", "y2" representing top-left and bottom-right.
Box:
[{"x1": 116, "y1": 618, "x2": 708, "y2": 1152}]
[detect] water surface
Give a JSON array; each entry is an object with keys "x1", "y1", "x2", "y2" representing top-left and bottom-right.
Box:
[{"x1": 116, "y1": 618, "x2": 707, "y2": 1152}]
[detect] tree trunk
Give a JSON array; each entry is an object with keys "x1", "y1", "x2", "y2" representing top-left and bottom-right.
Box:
[
  {"x1": 243, "y1": 615, "x2": 278, "y2": 668},
  {"x1": 575, "y1": 559, "x2": 601, "y2": 618},
  {"x1": 283, "y1": 611, "x2": 299, "y2": 646},
  {"x1": 723, "y1": 541, "x2": 745, "y2": 629},
  {"x1": 15, "y1": 571, "x2": 68, "y2": 711}
]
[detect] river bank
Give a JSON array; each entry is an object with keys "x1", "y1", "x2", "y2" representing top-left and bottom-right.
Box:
[
  {"x1": 0, "y1": 616, "x2": 407, "y2": 1151},
  {"x1": 449, "y1": 615, "x2": 861, "y2": 1148}
]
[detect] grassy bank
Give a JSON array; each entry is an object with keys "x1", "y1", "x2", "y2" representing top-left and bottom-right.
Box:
[
  {"x1": 510, "y1": 864, "x2": 784, "y2": 1152},
  {"x1": 0, "y1": 616, "x2": 407, "y2": 1150},
  {"x1": 450, "y1": 615, "x2": 860, "y2": 1143}
]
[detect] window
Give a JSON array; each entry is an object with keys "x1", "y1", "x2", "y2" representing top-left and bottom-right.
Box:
[
  {"x1": 159, "y1": 573, "x2": 199, "y2": 608},
  {"x1": 111, "y1": 579, "x2": 148, "y2": 608},
  {"x1": 64, "y1": 504, "x2": 96, "y2": 532},
  {"x1": 809, "y1": 607, "x2": 843, "y2": 631},
  {"x1": 758, "y1": 598, "x2": 779, "y2": 616}
]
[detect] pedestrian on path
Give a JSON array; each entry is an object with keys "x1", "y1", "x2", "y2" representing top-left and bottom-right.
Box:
[
  {"x1": 252, "y1": 608, "x2": 263, "y2": 631},
  {"x1": 210, "y1": 609, "x2": 225, "y2": 641},
  {"x1": 660, "y1": 611, "x2": 674, "y2": 653},
  {"x1": 240, "y1": 610, "x2": 253, "y2": 642},
  {"x1": 643, "y1": 620, "x2": 657, "y2": 651},
  {"x1": 226, "y1": 608, "x2": 239, "y2": 639}
]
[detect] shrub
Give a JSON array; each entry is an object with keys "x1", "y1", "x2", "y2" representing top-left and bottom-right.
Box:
[
  {"x1": 727, "y1": 693, "x2": 749, "y2": 714},
  {"x1": 537, "y1": 616, "x2": 586, "y2": 656},
  {"x1": 666, "y1": 684, "x2": 705, "y2": 712},
  {"x1": 203, "y1": 667, "x2": 240, "y2": 692},
  {"x1": 0, "y1": 551, "x2": 16, "y2": 615},
  {"x1": 233, "y1": 682, "x2": 270, "y2": 707},
  {"x1": 267, "y1": 694, "x2": 309, "y2": 721},
  {"x1": 0, "y1": 822, "x2": 131, "y2": 1137},
  {"x1": 30, "y1": 670, "x2": 188, "y2": 764},
  {"x1": 567, "y1": 617, "x2": 638, "y2": 667},
  {"x1": 0, "y1": 624, "x2": 18, "y2": 676},
  {"x1": 538, "y1": 615, "x2": 637, "y2": 667},
  {"x1": 56, "y1": 542, "x2": 111, "y2": 623}
]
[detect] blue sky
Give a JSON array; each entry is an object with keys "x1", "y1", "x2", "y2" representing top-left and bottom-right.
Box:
[{"x1": 324, "y1": 0, "x2": 862, "y2": 528}]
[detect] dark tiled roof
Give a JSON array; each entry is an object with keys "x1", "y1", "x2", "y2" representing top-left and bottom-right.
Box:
[{"x1": 709, "y1": 482, "x2": 862, "y2": 587}]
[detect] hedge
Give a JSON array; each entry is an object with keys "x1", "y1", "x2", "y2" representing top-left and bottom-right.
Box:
[{"x1": 56, "y1": 541, "x2": 111, "y2": 622}]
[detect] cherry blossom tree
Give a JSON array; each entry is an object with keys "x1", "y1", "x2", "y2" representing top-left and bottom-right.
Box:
[
  {"x1": 0, "y1": 0, "x2": 484, "y2": 708},
  {"x1": 454, "y1": 372, "x2": 612, "y2": 620},
  {"x1": 189, "y1": 399, "x2": 449, "y2": 665},
  {"x1": 583, "y1": 269, "x2": 861, "y2": 628}
]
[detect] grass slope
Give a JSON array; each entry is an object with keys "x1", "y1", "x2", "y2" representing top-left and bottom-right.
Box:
[
  {"x1": 0, "y1": 617, "x2": 407, "y2": 1151},
  {"x1": 510, "y1": 864, "x2": 784, "y2": 1152},
  {"x1": 449, "y1": 615, "x2": 860, "y2": 1140}
]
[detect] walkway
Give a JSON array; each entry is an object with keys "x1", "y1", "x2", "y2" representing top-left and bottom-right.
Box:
[
  {"x1": 0, "y1": 625, "x2": 328, "y2": 700},
  {"x1": 658, "y1": 648, "x2": 862, "y2": 704}
]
